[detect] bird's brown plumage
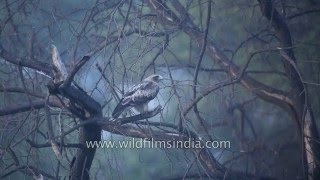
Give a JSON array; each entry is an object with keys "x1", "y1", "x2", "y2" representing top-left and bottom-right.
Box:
[{"x1": 112, "y1": 74, "x2": 162, "y2": 118}]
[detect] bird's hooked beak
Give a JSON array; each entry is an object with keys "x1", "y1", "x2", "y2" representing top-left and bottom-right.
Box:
[{"x1": 157, "y1": 75, "x2": 165, "y2": 85}]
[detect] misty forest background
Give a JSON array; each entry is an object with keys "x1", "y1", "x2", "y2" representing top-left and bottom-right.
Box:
[{"x1": 0, "y1": 0, "x2": 320, "y2": 179}]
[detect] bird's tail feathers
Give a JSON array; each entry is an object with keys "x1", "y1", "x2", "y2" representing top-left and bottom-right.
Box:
[{"x1": 112, "y1": 100, "x2": 127, "y2": 118}]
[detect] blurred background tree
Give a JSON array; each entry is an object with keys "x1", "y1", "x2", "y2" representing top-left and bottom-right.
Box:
[{"x1": 0, "y1": 0, "x2": 320, "y2": 179}]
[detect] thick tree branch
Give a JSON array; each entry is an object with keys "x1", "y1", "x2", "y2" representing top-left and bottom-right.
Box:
[
  {"x1": 145, "y1": 0, "x2": 303, "y2": 178},
  {"x1": 0, "y1": 99, "x2": 63, "y2": 116},
  {"x1": 0, "y1": 86, "x2": 44, "y2": 98},
  {"x1": 258, "y1": 1, "x2": 320, "y2": 179},
  {"x1": 0, "y1": 46, "x2": 52, "y2": 77},
  {"x1": 146, "y1": 0, "x2": 293, "y2": 115},
  {"x1": 61, "y1": 55, "x2": 90, "y2": 88},
  {"x1": 55, "y1": 107, "x2": 162, "y2": 140},
  {"x1": 114, "y1": 105, "x2": 162, "y2": 124},
  {"x1": 102, "y1": 122, "x2": 271, "y2": 179},
  {"x1": 46, "y1": 46, "x2": 102, "y2": 180}
]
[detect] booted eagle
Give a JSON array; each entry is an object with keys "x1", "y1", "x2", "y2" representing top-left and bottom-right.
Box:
[{"x1": 112, "y1": 74, "x2": 163, "y2": 118}]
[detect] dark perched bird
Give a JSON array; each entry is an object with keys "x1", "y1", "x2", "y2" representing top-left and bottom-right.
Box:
[{"x1": 112, "y1": 74, "x2": 163, "y2": 118}]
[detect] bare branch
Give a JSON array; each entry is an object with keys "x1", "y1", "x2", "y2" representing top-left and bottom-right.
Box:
[{"x1": 0, "y1": 99, "x2": 63, "y2": 116}]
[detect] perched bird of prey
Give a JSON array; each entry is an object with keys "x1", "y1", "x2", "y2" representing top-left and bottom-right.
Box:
[{"x1": 112, "y1": 74, "x2": 163, "y2": 118}]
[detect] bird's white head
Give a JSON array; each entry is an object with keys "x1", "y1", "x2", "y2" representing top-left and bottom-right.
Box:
[{"x1": 145, "y1": 74, "x2": 163, "y2": 83}]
